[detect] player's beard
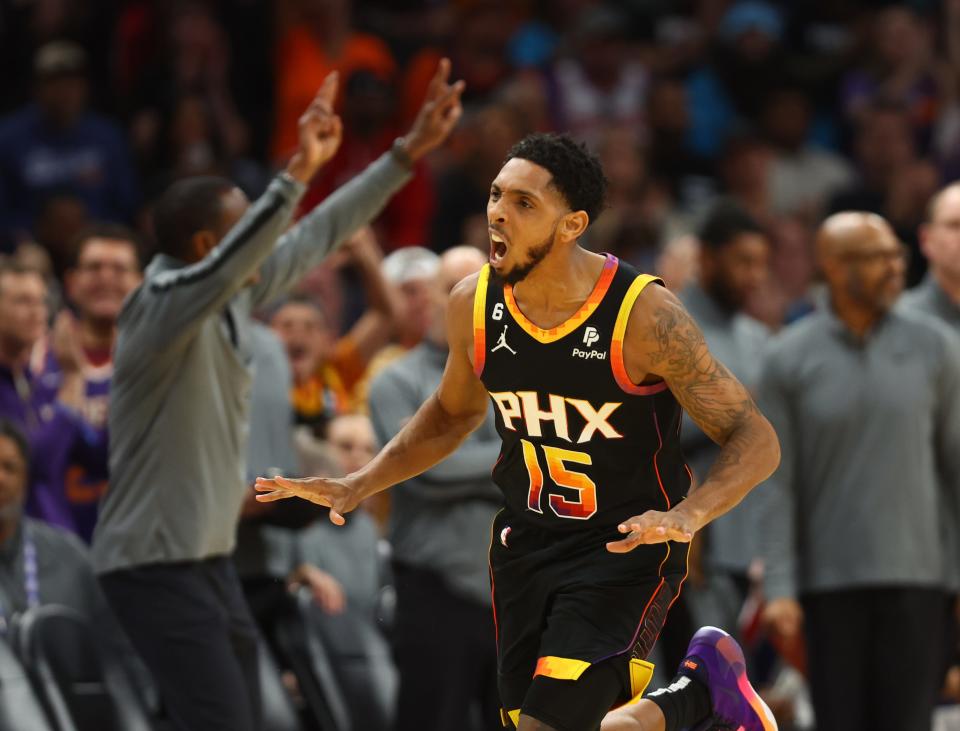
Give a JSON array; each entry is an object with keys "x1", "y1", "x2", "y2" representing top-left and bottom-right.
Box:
[{"x1": 499, "y1": 224, "x2": 557, "y2": 286}]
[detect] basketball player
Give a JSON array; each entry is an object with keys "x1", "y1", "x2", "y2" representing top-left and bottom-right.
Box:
[{"x1": 257, "y1": 134, "x2": 780, "y2": 731}]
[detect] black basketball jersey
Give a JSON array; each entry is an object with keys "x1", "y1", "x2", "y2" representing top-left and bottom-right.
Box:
[{"x1": 474, "y1": 254, "x2": 691, "y2": 531}]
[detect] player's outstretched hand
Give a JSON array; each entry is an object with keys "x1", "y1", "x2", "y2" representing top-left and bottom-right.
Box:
[
  {"x1": 254, "y1": 474, "x2": 359, "y2": 525},
  {"x1": 286, "y1": 72, "x2": 344, "y2": 184},
  {"x1": 398, "y1": 58, "x2": 465, "y2": 162},
  {"x1": 606, "y1": 509, "x2": 696, "y2": 553}
]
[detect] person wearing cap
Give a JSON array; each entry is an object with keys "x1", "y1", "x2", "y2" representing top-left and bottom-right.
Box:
[{"x1": 0, "y1": 41, "x2": 138, "y2": 249}]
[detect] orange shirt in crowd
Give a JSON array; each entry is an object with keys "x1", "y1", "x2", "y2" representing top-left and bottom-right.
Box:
[
  {"x1": 272, "y1": 25, "x2": 396, "y2": 161},
  {"x1": 291, "y1": 335, "x2": 367, "y2": 421}
]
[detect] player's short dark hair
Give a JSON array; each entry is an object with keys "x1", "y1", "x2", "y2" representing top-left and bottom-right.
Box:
[
  {"x1": 69, "y1": 222, "x2": 144, "y2": 270},
  {"x1": 0, "y1": 419, "x2": 30, "y2": 468},
  {"x1": 504, "y1": 133, "x2": 608, "y2": 223},
  {"x1": 152, "y1": 176, "x2": 235, "y2": 261},
  {"x1": 698, "y1": 199, "x2": 766, "y2": 251}
]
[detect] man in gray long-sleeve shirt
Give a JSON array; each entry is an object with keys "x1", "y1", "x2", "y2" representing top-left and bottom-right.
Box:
[
  {"x1": 93, "y1": 65, "x2": 465, "y2": 731},
  {"x1": 368, "y1": 247, "x2": 502, "y2": 731},
  {"x1": 758, "y1": 212, "x2": 960, "y2": 731}
]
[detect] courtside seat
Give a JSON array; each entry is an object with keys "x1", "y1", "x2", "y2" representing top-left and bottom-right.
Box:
[
  {"x1": 10, "y1": 605, "x2": 153, "y2": 731},
  {"x1": 258, "y1": 638, "x2": 302, "y2": 731},
  {"x1": 298, "y1": 591, "x2": 397, "y2": 731},
  {"x1": 0, "y1": 636, "x2": 53, "y2": 731}
]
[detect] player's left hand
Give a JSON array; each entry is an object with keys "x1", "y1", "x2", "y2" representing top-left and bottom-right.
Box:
[
  {"x1": 254, "y1": 474, "x2": 360, "y2": 525},
  {"x1": 606, "y1": 509, "x2": 696, "y2": 552}
]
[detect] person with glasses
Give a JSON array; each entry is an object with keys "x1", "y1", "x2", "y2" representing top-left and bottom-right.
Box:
[{"x1": 759, "y1": 211, "x2": 960, "y2": 731}]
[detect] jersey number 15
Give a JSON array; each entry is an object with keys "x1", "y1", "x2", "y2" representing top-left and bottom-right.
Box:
[{"x1": 521, "y1": 439, "x2": 597, "y2": 520}]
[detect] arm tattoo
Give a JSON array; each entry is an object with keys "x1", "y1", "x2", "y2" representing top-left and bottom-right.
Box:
[{"x1": 646, "y1": 299, "x2": 760, "y2": 449}]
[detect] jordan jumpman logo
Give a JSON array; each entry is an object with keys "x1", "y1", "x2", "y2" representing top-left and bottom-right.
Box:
[{"x1": 491, "y1": 324, "x2": 517, "y2": 355}]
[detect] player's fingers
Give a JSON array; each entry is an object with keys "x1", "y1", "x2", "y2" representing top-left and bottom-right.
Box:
[
  {"x1": 606, "y1": 534, "x2": 642, "y2": 553},
  {"x1": 255, "y1": 489, "x2": 291, "y2": 502},
  {"x1": 329, "y1": 509, "x2": 346, "y2": 526},
  {"x1": 254, "y1": 477, "x2": 279, "y2": 491}
]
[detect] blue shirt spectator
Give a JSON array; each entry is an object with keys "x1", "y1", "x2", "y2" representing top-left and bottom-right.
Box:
[{"x1": 0, "y1": 42, "x2": 138, "y2": 250}]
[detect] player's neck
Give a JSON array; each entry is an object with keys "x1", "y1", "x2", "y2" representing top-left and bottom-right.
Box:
[{"x1": 512, "y1": 247, "x2": 604, "y2": 310}]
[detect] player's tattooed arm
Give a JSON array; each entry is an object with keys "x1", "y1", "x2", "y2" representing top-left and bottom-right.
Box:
[{"x1": 615, "y1": 285, "x2": 780, "y2": 543}]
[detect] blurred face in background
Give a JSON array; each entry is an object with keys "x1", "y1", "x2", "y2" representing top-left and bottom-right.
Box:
[
  {"x1": 856, "y1": 110, "x2": 914, "y2": 183},
  {"x1": 327, "y1": 414, "x2": 376, "y2": 475},
  {"x1": 271, "y1": 301, "x2": 334, "y2": 384},
  {"x1": 0, "y1": 434, "x2": 28, "y2": 527},
  {"x1": 700, "y1": 232, "x2": 771, "y2": 312},
  {"x1": 428, "y1": 247, "x2": 487, "y2": 344},
  {"x1": 67, "y1": 239, "x2": 142, "y2": 326},
  {"x1": 397, "y1": 276, "x2": 435, "y2": 346},
  {"x1": 0, "y1": 271, "x2": 48, "y2": 353},
  {"x1": 35, "y1": 74, "x2": 88, "y2": 128},
  {"x1": 825, "y1": 219, "x2": 906, "y2": 314},
  {"x1": 875, "y1": 7, "x2": 927, "y2": 71},
  {"x1": 762, "y1": 90, "x2": 811, "y2": 152},
  {"x1": 921, "y1": 185, "x2": 960, "y2": 281}
]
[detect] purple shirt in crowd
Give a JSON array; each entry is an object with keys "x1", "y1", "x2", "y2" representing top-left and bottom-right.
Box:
[{"x1": 0, "y1": 341, "x2": 108, "y2": 541}]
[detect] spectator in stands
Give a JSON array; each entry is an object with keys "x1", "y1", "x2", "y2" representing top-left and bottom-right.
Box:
[
  {"x1": 685, "y1": 1, "x2": 790, "y2": 159},
  {"x1": 762, "y1": 87, "x2": 854, "y2": 219},
  {"x1": 92, "y1": 64, "x2": 462, "y2": 731},
  {"x1": 31, "y1": 192, "x2": 90, "y2": 279},
  {"x1": 718, "y1": 133, "x2": 775, "y2": 226},
  {"x1": 828, "y1": 101, "x2": 939, "y2": 284},
  {"x1": 382, "y1": 246, "x2": 440, "y2": 350},
  {"x1": 368, "y1": 246, "x2": 501, "y2": 731},
  {"x1": 300, "y1": 69, "x2": 436, "y2": 250},
  {"x1": 840, "y1": 6, "x2": 940, "y2": 149},
  {"x1": 0, "y1": 419, "x2": 113, "y2": 634},
  {"x1": 550, "y1": 5, "x2": 647, "y2": 147},
  {"x1": 352, "y1": 246, "x2": 442, "y2": 409},
  {"x1": 901, "y1": 182, "x2": 960, "y2": 329},
  {"x1": 27, "y1": 225, "x2": 142, "y2": 543},
  {"x1": 759, "y1": 212, "x2": 960, "y2": 731},
  {"x1": 271, "y1": 227, "x2": 398, "y2": 431},
  {"x1": 272, "y1": 0, "x2": 396, "y2": 162},
  {"x1": 0, "y1": 42, "x2": 138, "y2": 250},
  {"x1": 645, "y1": 75, "x2": 714, "y2": 212},
  {"x1": 295, "y1": 413, "x2": 381, "y2": 619},
  {"x1": 0, "y1": 261, "x2": 105, "y2": 535},
  {"x1": 679, "y1": 201, "x2": 771, "y2": 634}
]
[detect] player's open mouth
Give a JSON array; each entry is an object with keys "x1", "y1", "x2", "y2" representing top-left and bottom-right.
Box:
[{"x1": 490, "y1": 231, "x2": 508, "y2": 266}]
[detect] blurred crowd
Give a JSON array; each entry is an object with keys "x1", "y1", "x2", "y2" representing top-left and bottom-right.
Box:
[{"x1": 1, "y1": 0, "x2": 959, "y2": 730}]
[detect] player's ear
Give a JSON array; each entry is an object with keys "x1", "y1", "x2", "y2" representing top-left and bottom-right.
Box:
[{"x1": 560, "y1": 210, "x2": 589, "y2": 242}]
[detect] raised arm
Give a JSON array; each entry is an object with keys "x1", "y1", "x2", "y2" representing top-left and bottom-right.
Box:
[
  {"x1": 607, "y1": 284, "x2": 780, "y2": 552},
  {"x1": 121, "y1": 77, "x2": 343, "y2": 354},
  {"x1": 255, "y1": 273, "x2": 491, "y2": 523},
  {"x1": 250, "y1": 59, "x2": 465, "y2": 308}
]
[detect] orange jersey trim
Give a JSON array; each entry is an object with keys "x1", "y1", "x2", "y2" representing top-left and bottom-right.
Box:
[
  {"x1": 611, "y1": 274, "x2": 670, "y2": 395},
  {"x1": 473, "y1": 265, "x2": 491, "y2": 376},
  {"x1": 503, "y1": 254, "x2": 618, "y2": 344}
]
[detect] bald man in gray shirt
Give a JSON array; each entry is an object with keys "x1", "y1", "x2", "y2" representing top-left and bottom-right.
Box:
[
  {"x1": 759, "y1": 212, "x2": 960, "y2": 731},
  {"x1": 94, "y1": 64, "x2": 465, "y2": 731}
]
